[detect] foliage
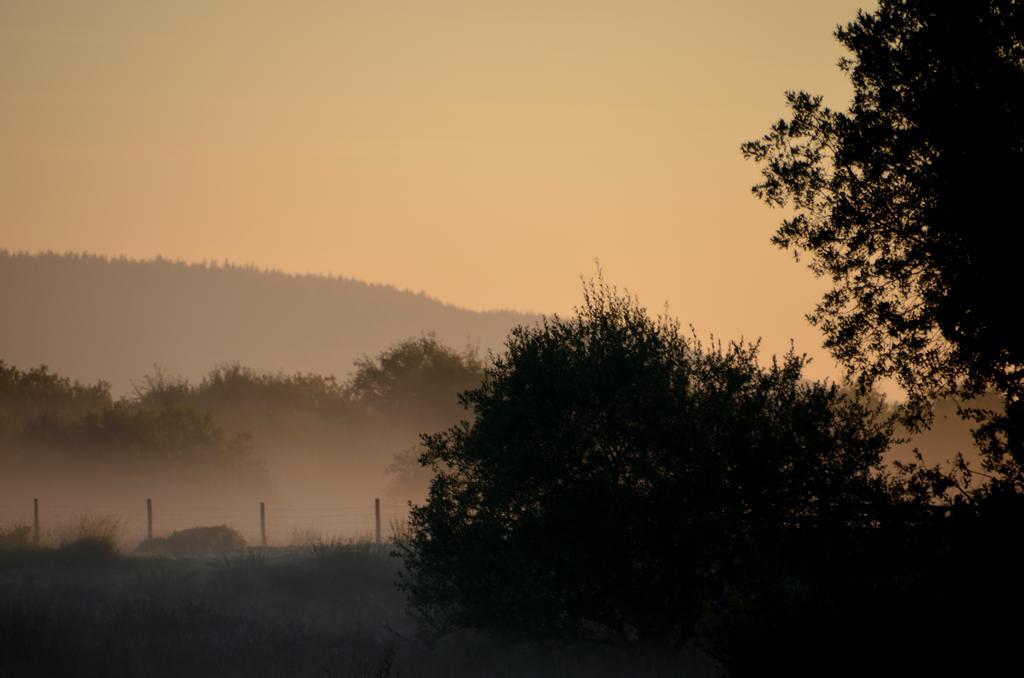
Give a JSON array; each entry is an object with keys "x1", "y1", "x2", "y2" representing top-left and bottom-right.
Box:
[
  {"x1": 705, "y1": 489, "x2": 1024, "y2": 678},
  {"x1": 22, "y1": 401, "x2": 263, "y2": 473},
  {"x1": 57, "y1": 536, "x2": 119, "y2": 564},
  {"x1": 134, "y1": 363, "x2": 350, "y2": 426},
  {"x1": 0, "y1": 361, "x2": 111, "y2": 439},
  {"x1": 401, "y1": 278, "x2": 893, "y2": 646},
  {"x1": 385, "y1": 445, "x2": 435, "y2": 502},
  {"x1": 0, "y1": 361, "x2": 269, "y2": 487},
  {"x1": 125, "y1": 337, "x2": 484, "y2": 500},
  {"x1": 348, "y1": 334, "x2": 484, "y2": 429},
  {"x1": 356, "y1": 337, "x2": 484, "y2": 498},
  {"x1": 2, "y1": 335, "x2": 482, "y2": 506},
  {"x1": 55, "y1": 515, "x2": 121, "y2": 564},
  {"x1": 56, "y1": 514, "x2": 121, "y2": 547},
  {"x1": 727, "y1": 3, "x2": 1024, "y2": 673},
  {"x1": 741, "y1": 0, "x2": 1023, "y2": 486}
]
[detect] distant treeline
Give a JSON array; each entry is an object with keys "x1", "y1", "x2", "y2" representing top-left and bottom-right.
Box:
[
  {"x1": 0, "y1": 249, "x2": 534, "y2": 395},
  {"x1": 1, "y1": 335, "x2": 484, "y2": 502}
]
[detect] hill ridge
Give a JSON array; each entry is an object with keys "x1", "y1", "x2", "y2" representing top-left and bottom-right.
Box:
[{"x1": 0, "y1": 249, "x2": 537, "y2": 394}]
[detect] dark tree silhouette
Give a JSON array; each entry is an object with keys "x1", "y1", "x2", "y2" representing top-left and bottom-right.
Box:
[
  {"x1": 742, "y1": 1, "x2": 1023, "y2": 486},
  {"x1": 401, "y1": 278, "x2": 892, "y2": 647}
]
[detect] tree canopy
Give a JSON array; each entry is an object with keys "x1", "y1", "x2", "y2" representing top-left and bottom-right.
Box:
[
  {"x1": 0, "y1": 361, "x2": 111, "y2": 438},
  {"x1": 401, "y1": 279, "x2": 893, "y2": 646},
  {"x1": 347, "y1": 334, "x2": 484, "y2": 427},
  {"x1": 742, "y1": 1, "x2": 1023, "y2": 441}
]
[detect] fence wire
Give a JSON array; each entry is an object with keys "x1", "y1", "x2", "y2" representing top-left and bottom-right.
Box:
[{"x1": 0, "y1": 499, "x2": 410, "y2": 547}]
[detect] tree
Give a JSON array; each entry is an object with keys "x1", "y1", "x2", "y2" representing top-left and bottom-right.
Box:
[
  {"x1": 22, "y1": 400, "x2": 263, "y2": 475},
  {"x1": 347, "y1": 334, "x2": 484, "y2": 426},
  {"x1": 0, "y1": 361, "x2": 111, "y2": 439},
  {"x1": 742, "y1": 1, "x2": 1023, "y2": 484},
  {"x1": 400, "y1": 278, "x2": 892, "y2": 646},
  {"x1": 350, "y1": 335, "x2": 485, "y2": 482},
  {"x1": 352, "y1": 336, "x2": 485, "y2": 501}
]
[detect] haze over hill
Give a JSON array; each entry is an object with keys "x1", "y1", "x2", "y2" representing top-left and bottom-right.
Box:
[{"x1": 0, "y1": 250, "x2": 537, "y2": 393}]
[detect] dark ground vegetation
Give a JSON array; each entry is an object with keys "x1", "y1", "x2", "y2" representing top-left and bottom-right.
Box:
[{"x1": 0, "y1": 532, "x2": 713, "y2": 678}]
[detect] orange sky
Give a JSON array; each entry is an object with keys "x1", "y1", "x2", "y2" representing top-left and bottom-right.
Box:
[{"x1": 1, "y1": 1, "x2": 874, "y2": 384}]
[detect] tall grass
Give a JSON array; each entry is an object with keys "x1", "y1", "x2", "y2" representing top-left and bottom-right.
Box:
[
  {"x1": 54, "y1": 514, "x2": 121, "y2": 563},
  {"x1": 55, "y1": 514, "x2": 121, "y2": 548},
  {"x1": 289, "y1": 524, "x2": 323, "y2": 546},
  {"x1": 0, "y1": 524, "x2": 34, "y2": 551},
  {"x1": 0, "y1": 535, "x2": 709, "y2": 677},
  {"x1": 1, "y1": 514, "x2": 121, "y2": 556}
]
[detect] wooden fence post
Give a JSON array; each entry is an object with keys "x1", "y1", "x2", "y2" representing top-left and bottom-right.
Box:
[
  {"x1": 33, "y1": 498, "x2": 39, "y2": 544},
  {"x1": 146, "y1": 498, "x2": 153, "y2": 540},
  {"x1": 260, "y1": 501, "x2": 267, "y2": 547},
  {"x1": 375, "y1": 498, "x2": 381, "y2": 545}
]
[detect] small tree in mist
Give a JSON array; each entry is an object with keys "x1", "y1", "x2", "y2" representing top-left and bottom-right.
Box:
[
  {"x1": 401, "y1": 278, "x2": 892, "y2": 646},
  {"x1": 348, "y1": 334, "x2": 484, "y2": 428},
  {"x1": 352, "y1": 335, "x2": 486, "y2": 500}
]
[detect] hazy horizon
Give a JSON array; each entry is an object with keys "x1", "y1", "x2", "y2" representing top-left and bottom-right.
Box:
[
  {"x1": 0, "y1": 249, "x2": 536, "y2": 395},
  {"x1": 2, "y1": 0, "x2": 877, "y2": 389}
]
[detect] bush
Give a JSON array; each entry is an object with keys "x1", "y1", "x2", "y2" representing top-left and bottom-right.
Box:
[
  {"x1": 58, "y1": 536, "x2": 119, "y2": 564},
  {"x1": 56, "y1": 515, "x2": 121, "y2": 564},
  {"x1": 56, "y1": 514, "x2": 120, "y2": 548},
  {"x1": 401, "y1": 278, "x2": 894, "y2": 647},
  {"x1": 136, "y1": 525, "x2": 246, "y2": 558}
]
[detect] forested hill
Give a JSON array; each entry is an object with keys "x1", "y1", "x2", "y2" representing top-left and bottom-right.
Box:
[{"x1": 0, "y1": 250, "x2": 536, "y2": 394}]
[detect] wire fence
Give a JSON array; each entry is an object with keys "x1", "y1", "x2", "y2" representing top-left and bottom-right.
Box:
[{"x1": 0, "y1": 498, "x2": 411, "y2": 547}]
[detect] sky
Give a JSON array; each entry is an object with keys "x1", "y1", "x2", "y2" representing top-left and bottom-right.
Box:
[{"x1": 1, "y1": 0, "x2": 874, "y2": 385}]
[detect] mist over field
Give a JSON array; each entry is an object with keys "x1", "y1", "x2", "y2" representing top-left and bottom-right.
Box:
[{"x1": 0, "y1": 341, "x2": 488, "y2": 546}]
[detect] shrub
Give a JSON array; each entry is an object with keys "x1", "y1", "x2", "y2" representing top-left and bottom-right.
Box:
[
  {"x1": 56, "y1": 515, "x2": 121, "y2": 564},
  {"x1": 58, "y1": 536, "x2": 119, "y2": 564},
  {"x1": 56, "y1": 514, "x2": 121, "y2": 548}
]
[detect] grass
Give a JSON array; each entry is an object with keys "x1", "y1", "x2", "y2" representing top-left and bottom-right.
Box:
[
  {"x1": 54, "y1": 514, "x2": 121, "y2": 564},
  {"x1": 0, "y1": 524, "x2": 33, "y2": 550},
  {"x1": 0, "y1": 519, "x2": 714, "y2": 677},
  {"x1": 0, "y1": 515, "x2": 122, "y2": 567},
  {"x1": 55, "y1": 514, "x2": 121, "y2": 548}
]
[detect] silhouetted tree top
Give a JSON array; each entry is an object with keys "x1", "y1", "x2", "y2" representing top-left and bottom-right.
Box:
[
  {"x1": 134, "y1": 364, "x2": 349, "y2": 420},
  {"x1": 401, "y1": 278, "x2": 893, "y2": 646},
  {"x1": 743, "y1": 1, "x2": 1023, "y2": 419}
]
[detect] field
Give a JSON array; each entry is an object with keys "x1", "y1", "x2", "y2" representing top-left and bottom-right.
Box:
[{"x1": 0, "y1": 527, "x2": 715, "y2": 678}]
